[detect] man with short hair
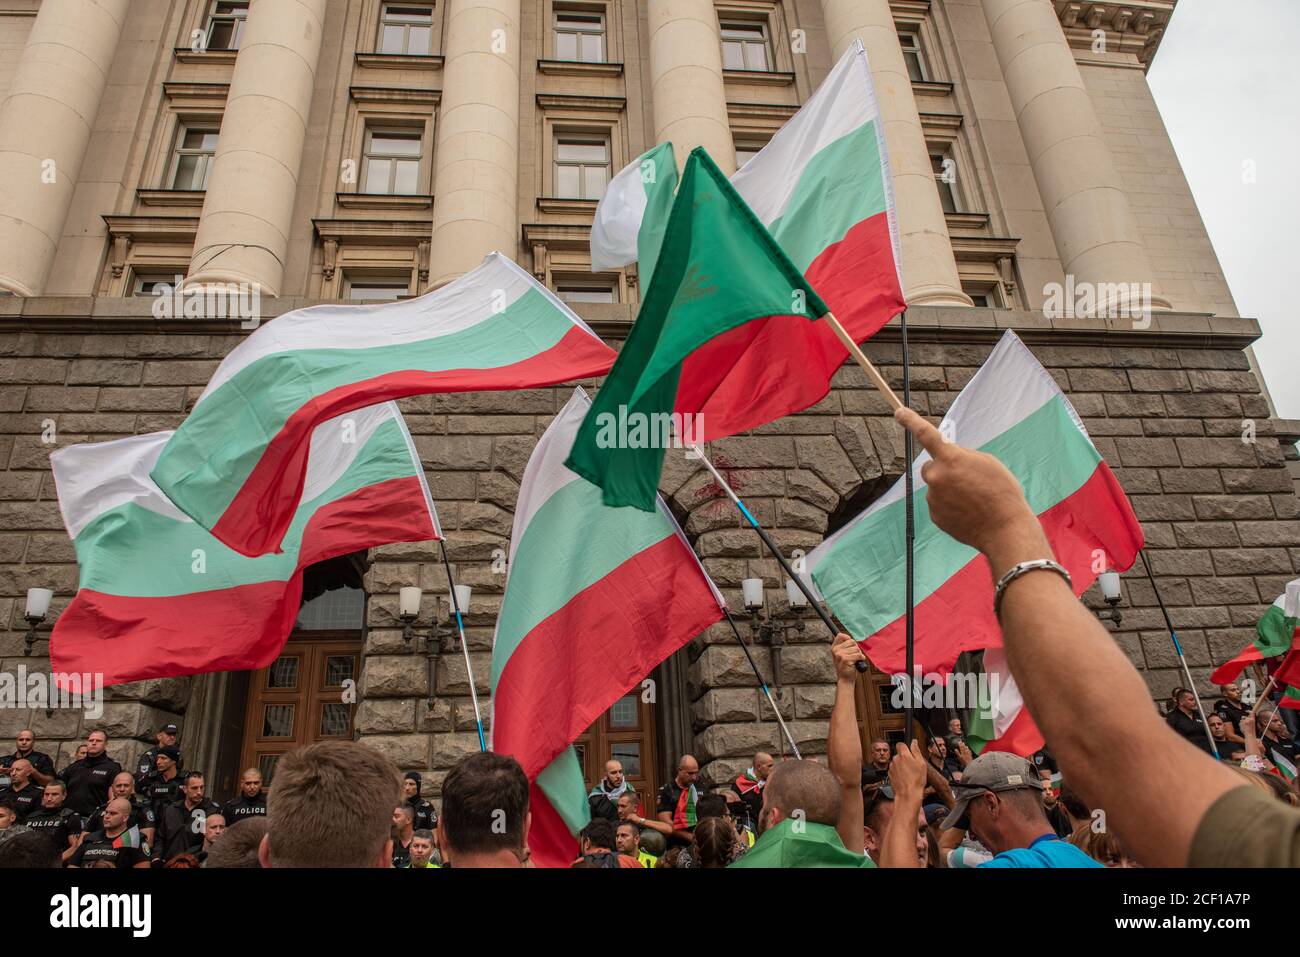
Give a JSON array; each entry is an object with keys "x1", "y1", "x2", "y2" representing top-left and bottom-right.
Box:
[
  {"x1": 0, "y1": 827, "x2": 61, "y2": 867},
  {"x1": 408, "y1": 829, "x2": 438, "y2": 868},
  {"x1": 402, "y1": 770, "x2": 438, "y2": 832},
  {"x1": 1260, "y1": 710, "x2": 1299, "y2": 775},
  {"x1": 153, "y1": 771, "x2": 220, "y2": 864},
  {"x1": 729, "y1": 759, "x2": 874, "y2": 868},
  {"x1": 198, "y1": 812, "x2": 226, "y2": 863},
  {"x1": 204, "y1": 816, "x2": 268, "y2": 869},
  {"x1": 0, "y1": 758, "x2": 43, "y2": 820},
  {"x1": 577, "y1": 817, "x2": 642, "y2": 867},
  {"x1": 2, "y1": 730, "x2": 56, "y2": 786},
  {"x1": 1166, "y1": 688, "x2": 1215, "y2": 755},
  {"x1": 0, "y1": 797, "x2": 28, "y2": 846},
  {"x1": 436, "y1": 751, "x2": 530, "y2": 868},
  {"x1": 861, "y1": 740, "x2": 893, "y2": 796},
  {"x1": 657, "y1": 754, "x2": 702, "y2": 846},
  {"x1": 391, "y1": 804, "x2": 416, "y2": 868},
  {"x1": 587, "y1": 759, "x2": 629, "y2": 824},
  {"x1": 259, "y1": 740, "x2": 401, "y2": 868},
  {"x1": 733, "y1": 751, "x2": 773, "y2": 831},
  {"x1": 58, "y1": 730, "x2": 121, "y2": 816},
  {"x1": 1207, "y1": 714, "x2": 1245, "y2": 762},
  {"x1": 615, "y1": 820, "x2": 656, "y2": 868},
  {"x1": 615, "y1": 788, "x2": 671, "y2": 840},
  {"x1": 138, "y1": 745, "x2": 185, "y2": 816},
  {"x1": 134, "y1": 723, "x2": 180, "y2": 787},
  {"x1": 87, "y1": 771, "x2": 156, "y2": 847},
  {"x1": 23, "y1": 780, "x2": 83, "y2": 863},
  {"x1": 222, "y1": 768, "x2": 267, "y2": 824},
  {"x1": 863, "y1": 785, "x2": 927, "y2": 867},
  {"x1": 67, "y1": 797, "x2": 150, "y2": 868},
  {"x1": 1212, "y1": 684, "x2": 1249, "y2": 743}
]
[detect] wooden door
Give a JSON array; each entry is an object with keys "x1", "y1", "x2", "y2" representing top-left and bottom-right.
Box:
[
  {"x1": 856, "y1": 662, "x2": 909, "y2": 753},
  {"x1": 573, "y1": 691, "x2": 660, "y2": 813},
  {"x1": 238, "y1": 635, "x2": 361, "y2": 788}
]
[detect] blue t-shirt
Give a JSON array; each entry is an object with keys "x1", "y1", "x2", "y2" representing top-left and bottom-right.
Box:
[{"x1": 978, "y1": 833, "x2": 1103, "y2": 868}]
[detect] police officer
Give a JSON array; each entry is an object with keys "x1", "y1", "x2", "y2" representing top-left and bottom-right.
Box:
[
  {"x1": 1, "y1": 730, "x2": 56, "y2": 786},
  {"x1": 57, "y1": 730, "x2": 122, "y2": 816},
  {"x1": 23, "y1": 780, "x2": 83, "y2": 864},
  {"x1": 134, "y1": 723, "x2": 180, "y2": 787},
  {"x1": 153, "y1": 771, "x2": 220, "y2": 864},
  {"x1": 0, "y1": 758, "x2": 44, "y2": 820},
  {"x1": 86, "y1": 771, "x2": 156, "y2": 847},
  {"x1": 222, "y1": 767, "x2": 267, "y2": 824},
  {"x1": 138, "y1": 746, "x2": 185, "y2": 817},
  {"x1": 402, "y1": 771, "x2": 438, "y2": 831}
]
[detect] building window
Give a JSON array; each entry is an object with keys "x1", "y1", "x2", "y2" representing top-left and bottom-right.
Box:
[
  {"x1": 555, "y1": 281, "x2": 615, "y2": 304},
  {"x1": 720, "y1": 21, "x2": 772, "y2": 72},
  {"x1": 554, "y1": 8, "x2": 605, "y2": 62},
  {"x1": 554, "y1": 136, "x2": 610, "y2": 199},
  {"x1": 132, "y1": 272, "x2": 186, "y2": 297},
  {"x1": 169, "y1": 124, "x2": 219, "y2": 190},
  {"x1": 734, "y1": 138, "x2": 768, "y2": 170},
  {"x1": 344, "y1": 274, "x2": 413, "y2": 300},
  {"x1": 362, "y1": 127, "x2": 423, "y2": 194},
  {"x1": 899, "y1": 29, "x2": 928, "y2": 82},
  {"x1": 378, "y1": 3, "x2": 434, "y2": 55},
  {"x1": 963, "y1": 283, "x2": 1004, "y2": 308},
  {"x1": 931, "y1": 151, "x2": 959, "y2": 213},
  {"x1": 204, "y1": 0, "x2": 249, "y2": 51}
]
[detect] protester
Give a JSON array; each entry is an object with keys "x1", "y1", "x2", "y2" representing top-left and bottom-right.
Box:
[
  {"x1": 67, "y1": 798, "x2": 150, "y2": 868},
  {"x1": 203, "y1": 817, "x2": 268, "y2": 869},
  {"x1": 730, "y1": 759, "x2": 873, "y2": 868},
  {"x1": 894, "y1": 404, "x2": 1300, "y2": 866},
  {"x1": 200, "y1": 812, "x2": 226, "y2": 862},
  {"x1": 403, "y1": 771, "x2": 438, "y2": 831},
  {"x1": 222, "y1": 768, "x2": 267, "y2": 825},
  {"x1": 436, "y1": 751, "x2": 529, "y2": 868},
  {"x1": 675, "y1": 793, "x2": 748, "y2": 867},
  {"x1": 87, "y1": 771, "x2": 156, "y2": 847},
  {"x1": 0, "y1": 759, "x2": 43, "y2": 820},
  {"x1": 408, "y1": 829, "x2": 438, "y2": 868},
  {"x1": 260, "y1": 740, "x2": 400, "y2": 868},
  {"x1": 391, "y1": 804, "x2": 416, "y2": 868},
  {"x1": 0, "y1": 827, "x2": 61, "y2": 868},
  {"x1": 1068, "y1": 823, "x2": 1137, "y2": 868},
  {"x1": 1259, "y1": 710, "x2": 1298, "y2": 775},
  {"x1": 732, "y1": 752, "x2": 773, "y2": 830},
  {"x1": 615, "y1": 820, "x2": 657, "y2": 868},
  {"x1": 576, "y1": 817, "x2": 642, "y2": 867},
  {"x1": 22, "y1": 780, "x2": 82, "y2": 864},
  {"x1": 153, "y1": 771, "x2": 220, "y2": 864},
  {"x1": 614, "y1": 787, "x2": 671, "y2": 845},
  {"x1": 2, "y1": 731, "x2": 56, "y2": 786},
  {"x1": 861, "y1": 740, "x2": 892, "y2": 795},
  {"x1": 58, "y1": 730, "x2": 121, "y2": 816},
  {"x1": 690, "y1": 816, "x2": 743, "y2": 868},
  {"x1": 588, "y1": 759, "x2": 631, "y2": 824},
  {"x1": 1207, "y1": 714, "x2": 1245, "y2": 762},
  {"x1": 134, "y1": 723, "x2": 180, "y2": 787},
  {"x1": 657, "y1": 754, "x2": 702, "y2": 845}
]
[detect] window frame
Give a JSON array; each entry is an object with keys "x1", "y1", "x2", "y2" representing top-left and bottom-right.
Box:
[
  {"x1": 553, "y1": 7, "x2": 606, "y2": 63},
  {"x1": 930, "y1": 149, "x2": 961, "y2": 215},
  {"x1": 341, "y1": 271, "x2": 416, "y2": 301},
  {"x1": 167, "y1": 122, "x2": 220, "y2": 191},
  {"x1": 552, "y1": 133, "x2": 611, "y2": 201},
  {"x1": 204, "y1": 0, "x2": 249, "y2": 52},
  {"x1": 719, "y1": 18, "x2": 774, "y2": 73},
  {"x1": 898, "y1": 28, "x2": 929, "y2": 83},
  {"x1": 377, "y1": 2, "x2": 436, "y2": 56},
  {"x1": 361, "y1": 125, "x2": 425, "y2": 196}
]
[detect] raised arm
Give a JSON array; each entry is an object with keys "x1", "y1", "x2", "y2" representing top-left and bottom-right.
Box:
[
  {"x1": 895, "y1": 406, "x2": 1244, "y2": 867},
  {"x1": 828, "y1": 634, "x2": 866, "y2": 854}
]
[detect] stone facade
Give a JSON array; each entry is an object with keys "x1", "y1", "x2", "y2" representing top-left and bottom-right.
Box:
[{"x1": 1, "y1": 0, "x2": 1298, "y2": 801}]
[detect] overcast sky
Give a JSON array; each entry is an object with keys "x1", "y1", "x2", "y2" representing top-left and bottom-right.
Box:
[{"x1": 1147, "y1": 0, "x2": 1299, "y2": 420}]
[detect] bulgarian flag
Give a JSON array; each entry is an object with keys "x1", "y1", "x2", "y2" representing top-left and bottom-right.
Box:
[
  {"x1": 490, "y1": 388, "x2": 726, "y2": 867},
  {"x1": 964, "y1": 647, "x2": 1044, "y2": 759},
  {"x1": 1211, "y1": 579, "x2": 1300, "y2": 684},
  {"x1": 151, "y1": 252, "x2": 614, "y2": 558},
  {"x1": 590, "y1": 40, "x2": 905, "y2": 440},
  {"x1": 51, "y1": 403, "x2": 439, "y2": 686},
  {"x1": 807, "y1": 331, "x2": 1145, "y2": 675},
  {"x1": 566, "y1": 146, "x2": 829, "y2": 510}
]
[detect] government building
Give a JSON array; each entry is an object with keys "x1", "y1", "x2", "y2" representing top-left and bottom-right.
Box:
[{"x1": 1, "y1": 0, "x2": 1297, "y2": 806}]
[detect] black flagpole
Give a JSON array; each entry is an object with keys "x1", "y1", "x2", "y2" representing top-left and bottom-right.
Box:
[
  {"x1": 721, "y1": 609, "x2": 803, "y2": 758},
  {"x1": 902, "y1": 309, "x2": 917, "y2": 743}
]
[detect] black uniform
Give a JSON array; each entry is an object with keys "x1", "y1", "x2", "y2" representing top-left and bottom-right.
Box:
[
  {"x1": 1213, "y1": 697, "x2": 1249, "y2": 738},
  {"x1": 138, "y1": 770, "x2": 184, "y2": 817},
  {"x1": 68, "y1": 829, "x2": 149, "y2": 868},
  {"x1": 0, "y1": 783, "x2": 44, "y2": 820},
  {"x1": 134, "y1": 747, "x2": 162, "y2": 788},
  {"x1": 406, "y1": 796, "x2": 437, "y2": 832},
  {"x1": 1, "y1": 749, "x2": 56, "y2": 781},
  {"x1": 1166, "y1": 708, "x2": 1215, "y2": 754},
  {"x1": 392, "y1": 837, "x2": 413, "y2": 869},
  {"x1": 222, "y1": 793, "x2": 268, "y2": 824},
  {"x1": 57, "y1": 752, "x2": 122, "y2": 816},
  {"x1": 23, "y1": 806, "x2": 82, "y2": 854},
  {"x1": 153, "y1": 798, "x2": 221, "y2": 862},
  {"x1": 85, "y1": 795, "x2": 156, "y2": 836}
]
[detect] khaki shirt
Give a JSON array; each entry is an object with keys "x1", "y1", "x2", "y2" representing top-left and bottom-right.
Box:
[{"x1": 1189, "y1": 785, "x2": 1300, "y2": 867}]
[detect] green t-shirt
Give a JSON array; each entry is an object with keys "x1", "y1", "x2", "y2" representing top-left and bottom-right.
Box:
[
  {"x1": 728, "y1": 819, "x2": 875, "y2": 868},
  {"x1": 1189, "y1": 784, "x2": 1300, "y2": 867}
]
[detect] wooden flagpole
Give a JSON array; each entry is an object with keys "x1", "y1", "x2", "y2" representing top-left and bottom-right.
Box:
[{"x1": 824, "y1": 311, "x2": 903, "y2": 410}]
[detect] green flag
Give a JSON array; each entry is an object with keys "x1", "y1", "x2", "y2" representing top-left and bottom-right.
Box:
[{"x1": 565, "y1": 147, "x2": 829, "y2": 510}]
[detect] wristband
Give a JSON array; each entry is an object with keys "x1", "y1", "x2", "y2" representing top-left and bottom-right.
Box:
[{"x1": 993, "y1": 559, "x2": 1071, "y2": 620}]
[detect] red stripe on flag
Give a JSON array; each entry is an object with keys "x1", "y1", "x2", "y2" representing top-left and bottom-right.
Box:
[
  {"x1": 1210, "y1": 645, "x2": 1264, "y2": 686},
  {"x1": 527, "y1": 780, "x2": 580, "y2": 869},
  {"x1": 677, "y1": 212, "x2": 903, "y2": 441},
  {"x1": 493, "y1": 535, "x2": 723, "y2": 781},
  {"x1": 977, "y1": 706, "x2": 1045, "y2": 759},
  {"x1": 862, "y1": 463, "x2": 1144, "y2": 675},
  {"x1": 52, "y1": 477, "x2": 437, "y2": 687},
  {"x1": 210, "y1": 327, "x2": 614, "y2": 557}
]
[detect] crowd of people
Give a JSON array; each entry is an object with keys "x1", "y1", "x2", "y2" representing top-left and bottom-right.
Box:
[{"x1": 2, "y1": 405, "x2": 1299, "y2": 869}]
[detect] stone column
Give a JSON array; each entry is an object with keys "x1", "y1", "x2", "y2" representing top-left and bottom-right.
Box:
[
  {"x1": 186, "y1": 0, "x2": 327, "y2": 296},
  {"x1": 647, "y1": 0, "x2": 736, "y2": 175},
  {"x1": 982, "y1": 0, "x2": 1169, "y2": 311},
  {"x1": 0, "y1": 0, "x2": 129, "y2": 296},
  {"x1": 427, "y1": 0, "x2": 521, "y2": 288},
  {"x1": 819, "y1": 0, "x2": 970, "y2": 306}
]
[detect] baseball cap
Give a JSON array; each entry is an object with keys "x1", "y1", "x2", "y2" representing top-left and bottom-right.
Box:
[
  {"x1": 161, "y1": 724, "x2": 180, "y2": 736},
  {"x1": 940, "y1": 752, "x2": 1043, "y2": 831}
]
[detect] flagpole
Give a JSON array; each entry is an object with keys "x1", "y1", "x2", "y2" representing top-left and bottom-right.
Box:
[
  {"x1": 1249, "y1": 648, "x2": 1298, "y2": 715},
  {"x1": 1139, "y1": 550, "x2": 1220, "y2": 759},
  {"x1": 901, "y1": 309, "x2": 917, "y2": 742},
  {"x1": 690, "y1": 444, "x2": 868, "y2": 674},
  {"x1": 438, "y1": 539, "x2": 487, "y2": 752},
  {"x1": 721, "y1": 610, "x2": 803, "y2": 759},
  {"x1": 824, "y1": 311, "x2": 903, "y2": 411}
]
